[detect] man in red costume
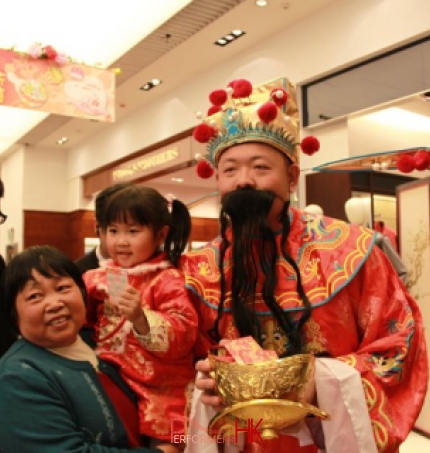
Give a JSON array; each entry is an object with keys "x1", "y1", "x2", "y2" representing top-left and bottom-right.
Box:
[{"x1": 181, "y1": 77, "x2": 427, "y2": 453}]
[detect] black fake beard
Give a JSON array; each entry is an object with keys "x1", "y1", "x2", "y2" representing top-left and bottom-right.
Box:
[
  {"x1": 211, "y1": 188, "x2": 311, "y2": 356},
  {"x1": 218, "y1": 189, "x2": 285, "y2": 342}
]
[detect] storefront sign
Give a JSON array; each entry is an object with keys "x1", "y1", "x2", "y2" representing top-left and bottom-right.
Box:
[{"x1": 113, "y1": 148, "x2": 180, "y2": 181}]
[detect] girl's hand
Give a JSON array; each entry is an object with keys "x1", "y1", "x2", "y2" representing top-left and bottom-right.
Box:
[{"x1": 117, "y1": 285, "x2": 146, "y2": 324}]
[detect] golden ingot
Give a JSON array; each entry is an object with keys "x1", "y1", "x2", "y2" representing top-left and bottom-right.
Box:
[
  {"x1": 208, "y1": 399, "x2": 330, "y2": 440},
  {"x1": 208, "y1": 351, "x2": 330, "y2": 440},
  {"x1": 209, "y1": 351, "x2": 314, "y2": 406}
]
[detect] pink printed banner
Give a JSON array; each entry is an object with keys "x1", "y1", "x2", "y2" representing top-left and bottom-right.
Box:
[{"x1": 0, "y1": 48, "x2": 115, "y2": 122}]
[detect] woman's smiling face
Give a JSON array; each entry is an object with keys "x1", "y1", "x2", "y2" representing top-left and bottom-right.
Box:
[{"x1": 16, "y1": 270, "x2": 86, "y2": 349}]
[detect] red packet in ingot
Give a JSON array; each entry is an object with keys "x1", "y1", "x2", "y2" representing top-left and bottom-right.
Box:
[{"x1": 224, "y1": 336, "x2": 278, "y2": 364}]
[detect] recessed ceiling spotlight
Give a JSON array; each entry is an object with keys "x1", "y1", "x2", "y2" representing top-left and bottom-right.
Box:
[
  {"x1": 216, "y1": 38, "x2": 228, "y2": 46},
  {"x1": 171, "y1": 177, "x2": 184, "y2": 183},
  {"x1": 140, "y1": 79, "x2": 163, "y2": 91},
  {"x1": 420, "y1": 91, "x2": 430, "y2": 102},
  {"x1": 255, "y1": 0, "x2": 268, "y2": 6},
  {"x1": 214, "y1": 30, "x2": 245, "y2": 47},
  {"x1": 56, "y1": 137, "x2": 69, "y2": 145}
]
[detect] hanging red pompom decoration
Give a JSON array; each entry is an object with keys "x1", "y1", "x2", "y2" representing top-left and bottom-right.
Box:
[
  {"x1": 44, "y1": 45, "x2": 58, "y2": 60},
  {"x1": 397, "y1": 154, "x2": 415, "y2": 173},
  {"x1": 300, "y1": 136, "x2": 320, "y2": 156},
  {"x1": 230, "y1": 79, "x2": 253, "y2": 98},
  {"x1": 270, "y1": 88, "x2": 288, "y2": 107},
  {"x1": 207, "y1": 105, "x2": 221, "y2": 116},
  {"x1": 413, "y1": 150, "x2": 430, "y2": 171},
  {"x1": 257, "y1": 102, "x2": 278, "y2": 123},
  {"x1": 209, "y1": 89, "x2": 228, "y2": 106},
  {"x1": 193, "y1": 123, "x2": 217, "y2": 143},
  {"x1": 196, "y1": 160, "x2": 215, "y2": 179}
]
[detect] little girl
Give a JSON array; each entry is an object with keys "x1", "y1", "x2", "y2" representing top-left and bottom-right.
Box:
[{"x1": 84, "y1": 185, "x2": 197, "y2": 452}]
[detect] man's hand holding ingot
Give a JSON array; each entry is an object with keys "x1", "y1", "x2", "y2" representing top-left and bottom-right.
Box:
[
  {"x1": 195, "y1": 358, "x2": 225, "y2": 411},
  {"x1": 195, "y1": 338, "x2": 232, "y2": 408}
]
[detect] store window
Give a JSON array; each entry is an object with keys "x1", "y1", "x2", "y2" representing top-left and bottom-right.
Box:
[{"x1": 302, "y1": 36, "x2": 430, "y2": 126}]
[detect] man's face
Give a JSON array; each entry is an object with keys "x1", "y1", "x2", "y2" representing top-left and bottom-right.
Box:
[{"x1": 216, "y1": 142, "x2": 299, "y2": 228}]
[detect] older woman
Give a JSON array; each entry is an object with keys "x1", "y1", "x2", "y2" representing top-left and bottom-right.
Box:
[{"x1": 0, "y1": 245, "x2": 171, "y2": 453}]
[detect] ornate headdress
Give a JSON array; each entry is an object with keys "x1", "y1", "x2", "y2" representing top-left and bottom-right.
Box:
[{"x1": 192, "y1": 77, "x2": 320, "y2": 178}]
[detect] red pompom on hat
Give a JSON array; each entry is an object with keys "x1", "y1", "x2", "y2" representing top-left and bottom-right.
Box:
[
  {"x1": 207, "y1": 105, "x2": 221, "y2": 116},
  {"x1": 300, "y1": 136, "x2": 320, "y2": 156},
  {"x1": 397, "y1": 154, "x2": 415, "y2": 173},
  {"x1": 413, "y1": 150, "x2": 430, "y2": 171},
  {"x1": 193, "y1": 123, "x2": 217, "y2": 143},
  {"x1": 209, "y1": 89, "x2": 228, "y2": 106},
  {"x1": 257, "y1": 102, "x2": 278, "y2": 123},
  {"x1": 229, "y1": 79, "x2": 253, "y2": 98},
  {"x1": 196, "y1": 160, "x2": 214, "y2": 178},
  {"x1": 270, "y1": 88, "x2": 289, "y2": 107}
]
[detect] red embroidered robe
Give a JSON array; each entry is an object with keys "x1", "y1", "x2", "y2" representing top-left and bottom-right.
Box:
[
  {"x1": 84, "y1": 253, "x2": 197, "y2": 441},
  {"x1": 181, "y1": 208, "x2": 428, "y2": 453}
]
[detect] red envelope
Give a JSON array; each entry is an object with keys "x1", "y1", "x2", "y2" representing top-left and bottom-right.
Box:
[{"x1": 224, "y1": 336, "x2": 278, "y2": 364}]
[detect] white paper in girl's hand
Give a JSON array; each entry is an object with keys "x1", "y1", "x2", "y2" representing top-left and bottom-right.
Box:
[{"x1": 106, "y1": 268, "x2": 128, "y2": 305}]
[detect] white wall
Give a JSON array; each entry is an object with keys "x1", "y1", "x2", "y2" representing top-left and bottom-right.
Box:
[
  {"x1": 348, "y1": 115, "x2": 430, "y2": 156},
  {"x1": 22, "y1": 145, "x2": 69, "y2": 211}
]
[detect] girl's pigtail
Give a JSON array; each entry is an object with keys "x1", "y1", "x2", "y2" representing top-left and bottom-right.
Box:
[{"x1": 165, "y1": 199, "x2": 191, "y2": 266}]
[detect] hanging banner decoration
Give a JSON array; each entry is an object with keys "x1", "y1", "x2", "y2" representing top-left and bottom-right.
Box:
[{"x1": 0, "y1": 48, "x2": 115, "y2": 122}]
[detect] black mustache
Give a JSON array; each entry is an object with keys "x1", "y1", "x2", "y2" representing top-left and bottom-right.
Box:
[{"x1": 220, "y1": 188, "x2": 276, "y2": 224}]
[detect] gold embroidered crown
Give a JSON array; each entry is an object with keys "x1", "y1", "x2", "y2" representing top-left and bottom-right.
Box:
[{"x1": 192, "y1": 77, "x2": 320, "y2": 178}]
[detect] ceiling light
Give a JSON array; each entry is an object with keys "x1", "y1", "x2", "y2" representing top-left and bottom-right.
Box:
[
  {"x1": 140, "y1": 79, "x2": 163, "y2": 91},
  {"x1": 216, "y1": 38, "x2": 228, "y2": 46},
  {"x1": 420, "y1": 91, "x2": 430, "y2": 102},
  {"x1": 56, "y1": 137, "x2": 69, "y2": 145},
  {"x1": 214, "y1": 30, "x2": 245, "y2": 47},
  {"x1": 171, "y1": 177, "x2": 184, "y2": 183},
  {"x1": 255, "y1": 0, "x2": 268, "y2": 6}
]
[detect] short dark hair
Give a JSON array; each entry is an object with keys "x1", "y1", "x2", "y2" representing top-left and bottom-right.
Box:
[
  {"x1": 94, "y1": 183, "x2": 132, "y2": 225},
  {"x1": 0, "y1": 245, "x2": 87, "y2": 340}
]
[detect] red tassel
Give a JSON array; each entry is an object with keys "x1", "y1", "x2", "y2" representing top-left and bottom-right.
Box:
[
  {"x1": 209, "y1": 89, "x2": 228, "y2": 106},
  {"x1": 413, "y1": 150, "x2": 430, "y2": 171},
  {"x1": 300, "y1": 136, "x2": 320, "y2": 155},
  {"x1": 196, "y1": 160, "x2": 215, "y2": 179},
  {"x1": 257, "y1": 102, "x2": 278, "y2": 123},
  {"x1": 397, "y1": 154, "x2": 415, "y2": 173},
  {"x1": 193, "y1": 123, "x2": 217, "y2": 143}
]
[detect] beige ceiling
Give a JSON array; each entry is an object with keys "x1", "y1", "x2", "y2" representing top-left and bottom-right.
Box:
[{"x1": 17, "y1": 0, "x2": 338, "y2": 151}]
